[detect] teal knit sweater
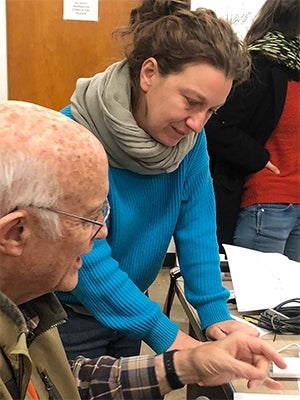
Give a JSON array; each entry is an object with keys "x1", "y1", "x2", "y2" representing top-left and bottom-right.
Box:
[{"x1": 57, "y1": 106, "x2": 231, "y2": 353}]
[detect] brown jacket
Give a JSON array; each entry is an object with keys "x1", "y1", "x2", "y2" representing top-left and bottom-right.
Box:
[{"x1": 0, "y1": 291, "x2": 80, "y2": 400}]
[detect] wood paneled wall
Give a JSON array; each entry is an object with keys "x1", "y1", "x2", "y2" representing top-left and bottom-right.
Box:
[{"x1": 6, "y1": 0, "x2": 138, "y2": 110}]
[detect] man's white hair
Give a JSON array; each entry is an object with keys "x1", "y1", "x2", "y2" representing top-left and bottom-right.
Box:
[{"x1": 0, "y1": 149, "x2": 62, "y2": 238}]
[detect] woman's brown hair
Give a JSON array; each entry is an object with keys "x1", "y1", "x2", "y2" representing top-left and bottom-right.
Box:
[{"x1": 115, "y1": 0, "x2": 250, "y2": 101}]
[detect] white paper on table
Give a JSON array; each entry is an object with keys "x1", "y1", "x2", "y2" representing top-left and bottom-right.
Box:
[
  {"x1": 234, "y1": 394, "x2": 300, "y2": 399},
  {"x1": 230, "y1": 314, "x2": 270, "y2": 336},
  {"x1": 223, "y1": 244, "x2": 300, "y2": 312}
]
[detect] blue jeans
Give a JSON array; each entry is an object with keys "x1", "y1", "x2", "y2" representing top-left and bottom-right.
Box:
[
  {"x1": 58, "y1": 305, "x2": 141, "y2": 360},
  {"x1": 233, "y1": 203, "x2": 300, "y2": 262}
]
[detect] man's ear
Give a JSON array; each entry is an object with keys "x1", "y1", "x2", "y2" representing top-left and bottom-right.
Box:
[
  {"x1": 140, "y1": 57, "x2": 159, "y2": 92},
  {"x1": 0, "y1": 210, "x2": 28, "y2": 256}
]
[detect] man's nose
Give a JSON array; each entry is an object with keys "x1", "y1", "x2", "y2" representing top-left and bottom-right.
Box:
[{"x1": 95, "y1": 224, "x2": 108, "y2": 240}]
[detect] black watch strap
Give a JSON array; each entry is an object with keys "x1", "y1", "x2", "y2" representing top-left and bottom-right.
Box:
[{"x1": 163, "y1": 350, "x2": 185, "y2": 390}]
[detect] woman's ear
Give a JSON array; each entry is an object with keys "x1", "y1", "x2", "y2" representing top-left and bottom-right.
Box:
[
  {"x1": 140, "y1": 57, "x2": 159, "y2": 92},
  {"x1": 0, "y1": 210, "x2": 28, "y2": 256}
]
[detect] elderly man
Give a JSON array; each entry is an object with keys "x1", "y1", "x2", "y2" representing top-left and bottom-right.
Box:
[{"x1": 0, "y1": 101, "x2": 285, "y2": 400}]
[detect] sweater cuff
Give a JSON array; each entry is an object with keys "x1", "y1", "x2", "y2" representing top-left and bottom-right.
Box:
[
  {"x1": 196, "y1": 293, "x2": 232, "y2": 330},
  {"x1": 143, "y1": 314, "x2": 179, "y2": 354}
]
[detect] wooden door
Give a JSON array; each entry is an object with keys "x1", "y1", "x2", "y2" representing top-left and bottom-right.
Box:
[{"x1": 6, "y1": 0, "x2": 138, "y2": 110}]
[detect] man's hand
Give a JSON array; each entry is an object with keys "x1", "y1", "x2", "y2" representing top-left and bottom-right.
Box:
[
  {"x1": 175, "y1": 332, "x2": 286, "y2": 390},
  {"x1": 205, "y1": 319, "x2": 260, "y2": 340}
]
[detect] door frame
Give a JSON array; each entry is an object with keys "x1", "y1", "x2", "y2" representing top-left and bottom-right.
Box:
[{"x1": 0, "y1": 0, "x2": 8, "y2": 101}]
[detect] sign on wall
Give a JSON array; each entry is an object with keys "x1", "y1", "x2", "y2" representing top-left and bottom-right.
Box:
[{"x1": 63, "y1": 0, "x2": 98, "y2": 21}]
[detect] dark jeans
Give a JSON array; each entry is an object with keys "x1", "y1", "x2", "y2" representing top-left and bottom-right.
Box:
[{"x1": 58, "y1": 304, "x2": 142, "y2": 360}]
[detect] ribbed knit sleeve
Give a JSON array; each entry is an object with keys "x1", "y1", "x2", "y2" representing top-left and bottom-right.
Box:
[
  {"x1": 59, "y1": 104, "x2": 179, "y2": 353},
  {"x1": 57, "y1": 238, "x2": 179, "y2": 354},
  {"x1": 174, "y1": 133, "x2": 231, "y2": 329}
]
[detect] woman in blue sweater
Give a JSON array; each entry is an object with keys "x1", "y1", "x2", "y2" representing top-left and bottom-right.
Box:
[{"x1": 58, "y1": 0, "x2": 258, "y2": 359}]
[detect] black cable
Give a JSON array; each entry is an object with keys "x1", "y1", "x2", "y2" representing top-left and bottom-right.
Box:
[{"x1": 243, "y1": 298, "x2": 300, "y2": 336}]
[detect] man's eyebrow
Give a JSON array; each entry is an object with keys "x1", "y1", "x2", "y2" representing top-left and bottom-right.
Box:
[
  {"x1": 87, "y1": 200, "x2": 107, "y2": 217},
  {"x1": 88, "y1": 208, "x2": 100, "y2": 216}
]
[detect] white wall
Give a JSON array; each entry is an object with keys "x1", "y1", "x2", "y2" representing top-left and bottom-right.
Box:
[
  {"x1": 0, "y1": 0, "x2": 8, "y2": 102},
  {"x1": 191, "y1": 0, "x2": 264, "y2": 38}
]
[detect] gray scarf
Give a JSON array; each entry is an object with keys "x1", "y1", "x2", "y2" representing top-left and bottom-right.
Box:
[{"x1": 71, "y1": 60, "x2": 197, "y2": 175}]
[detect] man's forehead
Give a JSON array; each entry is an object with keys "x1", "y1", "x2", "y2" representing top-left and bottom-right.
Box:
[
  {"x1": 0, "y1": 101, "x2": 89, "y2": 144},
  {"x1": 0, "y1": 100, "x2": 108, "y2": 191},
  {"x1": 0, "y1": 101, "x2": 107, "y2": 165}
]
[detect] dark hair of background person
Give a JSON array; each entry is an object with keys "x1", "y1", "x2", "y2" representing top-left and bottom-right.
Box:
[{"x1": 245, "y1": 0, "x2": 300, "y2": 44}]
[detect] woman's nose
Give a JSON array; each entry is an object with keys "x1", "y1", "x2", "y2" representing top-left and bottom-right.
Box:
[{"x1": 185, "y1": 112, "x2": 208, "y2": 133}]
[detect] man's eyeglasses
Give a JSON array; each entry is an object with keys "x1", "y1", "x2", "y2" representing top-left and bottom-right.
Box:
[{"x1": 29, "y1": 198, "x2": 110, "y2": 240}]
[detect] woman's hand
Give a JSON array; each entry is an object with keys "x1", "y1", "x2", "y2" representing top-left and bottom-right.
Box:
[
  {"x1": 205, "y1": 319, "x2": 260, "y2": 340},
  {"x1": 265, "y1": 160, "x2": 280, "y2": 174},
  {"x1": 167, "y1": 329, "x2": 201, "y2": 351}
]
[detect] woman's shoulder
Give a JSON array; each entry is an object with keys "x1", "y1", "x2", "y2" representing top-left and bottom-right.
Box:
[{"x1": 60, "y1": 104, "x2": 74, "y2": 120}]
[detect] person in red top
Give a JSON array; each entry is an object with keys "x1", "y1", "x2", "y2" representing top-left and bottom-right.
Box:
[
  {"x1": 205, "y1": 0, "x2": 299, "y2": 261},
  {"x1": 232, "y1": 0, "x2": 300, "y2": 262},
  {"x1": 235, "y1": 78, "x2": 300, "y2": 261}
]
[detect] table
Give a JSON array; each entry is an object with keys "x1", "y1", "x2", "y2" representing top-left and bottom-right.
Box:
[{"x1": 163, "y1": 267, "x2": 300, "y2": 399}]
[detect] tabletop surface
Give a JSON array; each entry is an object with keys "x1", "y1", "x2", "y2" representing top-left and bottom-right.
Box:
[{"x1": 173, "y1": 274, "x2": 300, "y2": 396}]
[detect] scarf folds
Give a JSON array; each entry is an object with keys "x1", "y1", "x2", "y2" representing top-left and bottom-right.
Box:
[
  {"x1": 71, "y1": 60, "x2": 197, "y2": 175},
  {"x1": 248, "y1": 31, "x2": 300, "y2": 72}
]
